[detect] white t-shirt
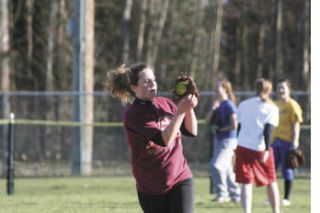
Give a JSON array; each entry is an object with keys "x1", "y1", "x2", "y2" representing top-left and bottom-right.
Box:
[{"x1": 238, "y1": 97, "x2": 279, "y2": 151}]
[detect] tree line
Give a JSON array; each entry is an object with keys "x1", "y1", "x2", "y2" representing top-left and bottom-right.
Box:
[
  {"x1": 0, "y1": 0, "x2": 311, "y2": 174},
  {"x1": 1, "y1": 0, "x2": 310, "y2": 92}
]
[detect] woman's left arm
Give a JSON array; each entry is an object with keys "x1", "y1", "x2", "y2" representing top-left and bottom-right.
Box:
[
  {"x1": 291, "y1": 121, "x2": 300, "y2": 149},
  {"x1": 184, "y1": 109, "x2": 198, "y2": 136},
  {"x1": 219, "y1": 113, "x2": 238, "y2": 132},
  {"x1": 183, "y1": 95, "x2": 198, "y2": 136}
]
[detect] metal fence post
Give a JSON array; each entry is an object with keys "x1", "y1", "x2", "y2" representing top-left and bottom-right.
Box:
[
  {"x1": 72, "y1": 0, "x2": 85, "y2": 175},
  {"x1": 2, "y1": 93, "x2": 8, "y2": 177},
  {"x1": 7, "y1": 113, "x2": 15, "y2": 195}
]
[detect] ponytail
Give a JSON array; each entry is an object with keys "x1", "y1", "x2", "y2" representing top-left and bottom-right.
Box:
[
  {"x1": 220, "y1": 79, "x2": 236, "y2": 104},
  {"x1": 105, "y1": 65, "x2": 134, "y2": 104},
  {"x1": 106, "y1": 63, "x2": 149, "y2": 104},
  {"x1": 225, "y1": 80, "x2": 236, "y2": 104},
  {"x1": 255, "y1": 78, "x2": 273, "y2": 103}
]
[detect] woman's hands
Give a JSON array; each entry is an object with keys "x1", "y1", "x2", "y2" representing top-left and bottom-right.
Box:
[
  {"x1": 176, "y1": 94, "x2": 198, "y2": 114},
  {"x1": 211, "y1": 100, "x2": 220, "y2": 111},
  {"x1": 260, "y1": 150, "x2": 269, "y2": 163},
  {"x1": 161, "y1": 95, "x2": 198, "y2": 146}
]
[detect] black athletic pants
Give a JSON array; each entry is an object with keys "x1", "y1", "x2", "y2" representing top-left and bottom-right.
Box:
[{"x1": 137, "y1": 178, "x2": 194, "y2": 213}]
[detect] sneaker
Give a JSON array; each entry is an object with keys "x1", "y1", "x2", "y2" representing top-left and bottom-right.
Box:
[
  {"x1": 212, "y1": 196, "x2": 231, "y2": 203},
  {"x1": 281, "y1": 199, "x2": 290, "y2": 206},
  {"x1": 262, "y1": 199, "x2": 270, "y2": 205},
  {"x1": 231, "y1": 196, "x2": 241, "y2": 203}
]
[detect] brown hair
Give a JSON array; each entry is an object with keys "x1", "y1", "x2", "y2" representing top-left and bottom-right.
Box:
[
  {"x1": 220, "y1": 79, "x2": 236, "y2": 104},
  {"x1": 276, "y1": 78, "x2": 291, "y2": 94},
  {"x1": 105, "y1": 64, "x2": 148, "y2": 104},
  {"x1": 255, "y1": 78, "x2": 273, "y2": 103}
]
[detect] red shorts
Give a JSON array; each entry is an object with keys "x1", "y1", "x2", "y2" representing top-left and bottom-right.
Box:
[{"x1": 235, "y1": 146, "x2": 277, "y2": 187}]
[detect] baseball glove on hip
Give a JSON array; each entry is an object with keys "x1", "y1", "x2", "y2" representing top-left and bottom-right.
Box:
[
  {"x1": 171, "y1": 75, "x2": 199, "y2": 103},
  {"x1": 287, "y1": 149, "x2": 306, "y2": 169}
]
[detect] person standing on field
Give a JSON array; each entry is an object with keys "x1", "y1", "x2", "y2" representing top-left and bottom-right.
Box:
[
  {"x1": 236, "y1": 78, "x2": 281, "y2": 213},
  {"x1": 271, "y1": 79, "x2": 303, "y2": 206},
  {"x1": 106, "y1": 64, "x2": 198, "y2": 213},
  {"x1": 205, "y1": 79, "x2": 241, "y2": 203}
]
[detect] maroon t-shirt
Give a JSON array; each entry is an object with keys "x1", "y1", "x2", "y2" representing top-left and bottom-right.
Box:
[{"x1": 123, "y1": 97, "x2": 193, "y2": 195}]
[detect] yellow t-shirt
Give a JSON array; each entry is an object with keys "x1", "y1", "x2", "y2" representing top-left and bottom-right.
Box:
[{"x1": 272, "y1": 98, "x2": 303, "y2": 143}]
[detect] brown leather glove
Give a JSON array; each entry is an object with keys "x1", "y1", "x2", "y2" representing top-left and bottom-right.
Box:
[
  {"x1": 171, "y1": 75, "x2": 199, "y2": 103},
  {"x1": 287, "y1": 149, "x2": 306, "y2": 169}
]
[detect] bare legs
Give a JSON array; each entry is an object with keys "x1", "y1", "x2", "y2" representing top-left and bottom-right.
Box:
[
  {"x1": 241, "y1": 184, "x2": 252, "y2": 213},
  {"x1": 241, "y1": 182, "x2": 280, "y2": 213},
  {"x1": 267, "y1": 182, "x2": 280, "y2": 213}
]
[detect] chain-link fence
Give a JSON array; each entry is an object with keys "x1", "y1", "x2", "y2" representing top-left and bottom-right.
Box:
[{"x1": 0, "y1": 91, "x2": 310, "y2": 177}]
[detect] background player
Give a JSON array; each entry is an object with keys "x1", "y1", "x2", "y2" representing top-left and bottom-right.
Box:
[
  {"x1": 236, "y1": 78, "x2": 281, "y2": 213},
  {"x1": 271, "y1": 79, "x2": 303, "y2": 206},
  {"x1": 205, "y1": 79, "x2": 240, "y2": 202}
]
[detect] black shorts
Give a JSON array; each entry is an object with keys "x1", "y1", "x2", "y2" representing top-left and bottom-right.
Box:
[{"x1": 137, "y1": 178, "x2": 194, "y2": 213}]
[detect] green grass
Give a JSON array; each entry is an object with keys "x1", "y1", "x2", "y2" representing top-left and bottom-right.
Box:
[{"x1": 0, "y1": 177, "x2": 310, "y2": 213}]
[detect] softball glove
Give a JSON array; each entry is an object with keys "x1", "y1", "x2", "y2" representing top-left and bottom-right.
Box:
[
  {"x1": 171, "y1": 75, "x2": 199, "y2": 103},
  {"x1": 287, "y1": 149, "x2": 306, "y2": 169}
]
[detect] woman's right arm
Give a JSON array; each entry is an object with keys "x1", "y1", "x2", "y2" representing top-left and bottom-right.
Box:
[
  {"x1": 205, "y1": 110, "x2": 214, "y2": 125},
  {"x1": 205, "y1": 100, "x2": 220, "y2": 125}
]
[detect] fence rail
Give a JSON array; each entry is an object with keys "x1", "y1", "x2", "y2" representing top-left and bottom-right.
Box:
[
  {"x1": 0, "y1": 90, "x2": 311, "y2": 96},
  {"x1": 0, "y1": 119, "x2": 311, "y2": 130},
  {"x1": 0, "y1": 91, "x2": 311, "y2": 177}
]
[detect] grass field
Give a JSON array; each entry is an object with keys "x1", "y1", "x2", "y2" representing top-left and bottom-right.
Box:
[{"x1": 0, "y1": 177, "x2": 310, "y2": 213}]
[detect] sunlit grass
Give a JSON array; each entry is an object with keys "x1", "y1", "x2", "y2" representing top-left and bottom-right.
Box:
[{"x1": 0, "y1": 177, "x2": 310, "y2": 213}]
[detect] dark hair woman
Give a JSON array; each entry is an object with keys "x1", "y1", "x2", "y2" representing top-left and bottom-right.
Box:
[{"x1": 106, "y1": 63, "x2": 198, "y2": 213}]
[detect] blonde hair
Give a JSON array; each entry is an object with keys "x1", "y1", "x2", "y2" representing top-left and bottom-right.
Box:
[
  {"x1": 255, "y1": 78, "x2": 273, "y2": 103},
  {"x1": 220, "y1": 79, "x2": 236, "y2": 104},
  {"x1": 105, "y1": 64, "x2": 148, "y2": 104}
]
